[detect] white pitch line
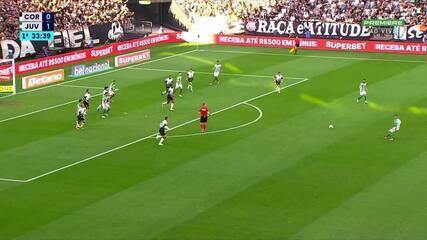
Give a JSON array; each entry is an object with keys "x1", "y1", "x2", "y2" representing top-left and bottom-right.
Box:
[
  {"x1": 199, "y1": 49, "x2": 427, "y2": 64},
  {"x1": 7, "y1": 78, "x2": 309, "y2": 183},
  {"x1": 0, "y1": 65, "x2": 300, "y2": 124},
  {"x1": 169, "y1": 102, "x2": 263, "y2": 138},
  {"x1": 0, "y1": 91, "x2": 103, "y2": 124},
  {"x1": 57, "y1": 84, "x2": 105, "y2": 90},
  {"x1": 0, "y1": 178, "x2": 28, "y2": 183},
  {"x1": 0, "y1": 89, "x2": 122, "y2": 124},
  {"x1": 0, "y1": 49, "x2": 198, "y2": 100},
  {"x1": 130, "y1": 67, "x2": 307, "y2": 80},
  {"x1": 0, "y1": 100, "x2": 80, "y2": 123}
]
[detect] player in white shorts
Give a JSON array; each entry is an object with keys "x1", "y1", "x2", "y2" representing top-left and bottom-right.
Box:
[
  {"x1": 385, "y1": 114, "x2": 401, "y2": 141},
  {"x1": 96, "y1": 87, "x2": 109, "y2": 111},
  {"x1": 75, "y1": 99, "x2": 87, "y2": 129},
  {"x1": 187, "y1": 68, "x2": 194, "y2": 92},
  {"x1": 175, "y1": 72, "x2": 183, "y2": 97},
  {"x1": 109, "y1": 80, "x2": 116, "y2": 99},
  {"x1": 357, "y1": 79, "x2": 368, "y2": 104},
  {"x1": 101, "y1": 91, "x2": 110, "y2": 118},
  {"x1": 274, "y1": 72, "x2": 284, "y2": 93},
  {"x1": 211, "y1": 60, "x2": 222, "y2": 85}
]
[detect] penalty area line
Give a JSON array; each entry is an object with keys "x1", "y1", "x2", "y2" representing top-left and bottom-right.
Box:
[
  {"x1": 56, "y1": 84, "x2": 105, "y2": 90},
  {"x1": 0, "y1": 177, "x2": 28, "y2": 183},
  {"x1": 199, "y1": 49, "x2": 427, "y2": 64},
  {"x1": 0, "y1": 77, "x2": 309, "y2": 183},
  {"x1": 0, "y1": 91, "x2": 108, "y2": 124},
  {"x1": 130, "y1": 67, "x2": 308, "y2": 80},
  {"x1": 0, "y1": 89, "x2": 122, "y2": 124}
]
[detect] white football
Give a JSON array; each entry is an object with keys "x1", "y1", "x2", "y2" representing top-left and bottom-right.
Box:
[{"x1": 329, "y1": 124, "x2": 334, "y2": 129}]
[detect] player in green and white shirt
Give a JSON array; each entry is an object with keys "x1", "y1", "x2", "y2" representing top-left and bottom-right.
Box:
[
  {"x1": 211, "y1": 60, "x2": 222, "y2": 85},
  {"x1": 96, "y1": 86, "x2": 109, "y2": 112},
  {"x1": 101, "y1": 91, "x2": 111, "y2": 118},
  {"x1": 175, "y1": 72, "x2": 183, "y2": 97},
  {"x1": 385, "y1": 114, "x2": 402, "y2": 141},
  {"x1": 108, "y1": 80, "x2": 117, "y2": 99},
  {"x1": 356, "y1": 79, "x2": 368, "y2": 104}
]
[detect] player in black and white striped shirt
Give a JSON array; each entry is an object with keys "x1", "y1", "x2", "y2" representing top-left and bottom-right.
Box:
[
  {"x1": 162, "y1": 75, "x2": 174, "y2": 95},
  {"x1": 75, "y1": 99, "x2": 87, "y2": 129},
  {"x1": 83, "y1": 89, "x2": 91, "y2": 109},
  {"x1": 162, "y1": 87, "x2": 174, "y2": 111}
]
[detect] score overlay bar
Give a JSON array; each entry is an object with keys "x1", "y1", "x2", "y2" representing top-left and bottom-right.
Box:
[
  {"x1": 19, "y1": 12, "x2": 43, "y2": 22},
  {"x1": 19, "y1": 12, "x2": 55, "y2": 41}
]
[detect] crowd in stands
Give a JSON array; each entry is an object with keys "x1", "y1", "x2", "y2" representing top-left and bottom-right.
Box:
[
  {"x1": 0, "y1": 0, "x2": 20, "y2": 40},
  {"x1": 177, "y1": 0, "x2": 427, "y2": 25},
  {"x1": 176, "y1": 0, "x2": 267, "y2": 24},
  {"x1": 0, "y1": 0, "x2": 133, "y2": 41}
]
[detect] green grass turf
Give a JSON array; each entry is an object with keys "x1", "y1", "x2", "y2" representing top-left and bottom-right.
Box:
[{"x1": 0, "y1": 43, "x2": 427, "y2": 239}]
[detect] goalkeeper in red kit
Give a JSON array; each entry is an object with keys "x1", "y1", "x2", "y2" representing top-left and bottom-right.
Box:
[{"x1": 199, "y1": 102, "x2": 210, "y2": 133}]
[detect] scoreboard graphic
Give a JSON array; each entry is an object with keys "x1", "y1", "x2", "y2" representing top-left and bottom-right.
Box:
[{"x1": 19, "y1": 12, "x2": 55, "y2": 41}]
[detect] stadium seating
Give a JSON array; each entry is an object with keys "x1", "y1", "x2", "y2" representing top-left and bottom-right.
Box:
[{"x1": 176, "y1": 0, "x2": 426, "y2": 25}]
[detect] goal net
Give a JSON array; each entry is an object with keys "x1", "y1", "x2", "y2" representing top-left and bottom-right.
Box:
[{"x1": 0, "y1": 59, "x2": 16, "y2": 96}]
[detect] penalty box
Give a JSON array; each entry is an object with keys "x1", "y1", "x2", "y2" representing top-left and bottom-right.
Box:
[{"x1": 0, "y1": 48, "x2": 309, "y2": 183}]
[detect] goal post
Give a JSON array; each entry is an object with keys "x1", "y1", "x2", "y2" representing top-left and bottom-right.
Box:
[{"x1": 0, "y1": 59, "x2": 16, "y2": 95}]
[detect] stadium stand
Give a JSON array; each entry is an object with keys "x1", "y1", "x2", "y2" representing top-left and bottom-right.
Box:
[
  {"x1": 175, "y1": 0, "x2": 268, "y2": 24},
  {"x1": 176, "y1": 0, "x2": 426, "y2": 25},
  {"x1": 0, "y1": 0, "x2": 134, "y2": 41}
]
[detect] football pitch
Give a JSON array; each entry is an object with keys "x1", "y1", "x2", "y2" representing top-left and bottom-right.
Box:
[{"x1": 0, "y1": 43, "x2": 427, "y2": 239}]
